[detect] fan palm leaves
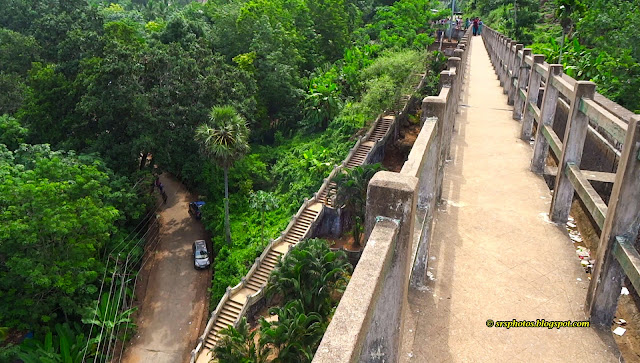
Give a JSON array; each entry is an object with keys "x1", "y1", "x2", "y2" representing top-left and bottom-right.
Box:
[
  {"x1": 212, "y1": 317, "x2": 270, "y2": 363},
  {"x1": 195, "y1": 106, "x2": 250, "y2": 245},
  {"x1": 260, "y1": 300, "x2": 324, "y2": 363},
  {"x1": 267, "y1": 238, "x2": 352, "y2": 318}
]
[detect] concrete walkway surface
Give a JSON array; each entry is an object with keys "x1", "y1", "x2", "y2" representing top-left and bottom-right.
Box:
[{"x1": 400, "y1": 36, "x2": 621, "y2": 362}]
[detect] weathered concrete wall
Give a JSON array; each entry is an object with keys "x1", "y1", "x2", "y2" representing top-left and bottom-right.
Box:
[
  {"x1": 313, "y1": 172, "x2": 418, "y2": 363},
  {"x1": 313, "y1": 219, "x2": 399, "y2": 362},
  {"x1": 313, "y1": 206, "x2": 344, "y2": 238}
]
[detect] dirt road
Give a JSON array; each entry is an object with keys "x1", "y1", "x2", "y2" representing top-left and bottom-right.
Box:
[{"x1": 122, "y1": 174, "x2": 211, "y2": 363}]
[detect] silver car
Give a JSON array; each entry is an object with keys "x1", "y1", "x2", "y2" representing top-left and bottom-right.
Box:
[{"x1": 192, "y1": 240, "x2": 210, "y2": 269}]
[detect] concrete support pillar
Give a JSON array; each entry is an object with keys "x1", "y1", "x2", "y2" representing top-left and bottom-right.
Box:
[
  {"x1": 531, "y1": 64, "x2": 563, "y2": 174},
  {"x1": 520, "y1": 55, "x2": 545, "y2": 140},
  {"x1": 550, "y1": 81, "x2": 596, "y2": 223},
  {"x1": 506, "y1": 44, "x2": 523, "y2": 105},
  {"x1": 513, "y1": 48, "x2": 532, "y2": 120},
  {"x1": 422, "y1": 96, "x2": 448, "y2": 203},
  {"x1": 361, "y1": 171, "x2": 418, "y2": 363}
]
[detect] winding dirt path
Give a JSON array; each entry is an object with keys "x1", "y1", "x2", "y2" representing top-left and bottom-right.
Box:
[{"x1": 122, "y1": 174, "x2": 211, "y2": 363}]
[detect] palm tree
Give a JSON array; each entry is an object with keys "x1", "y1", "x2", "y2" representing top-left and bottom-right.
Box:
[
  {"x1": 213, "y1": 317, "x2": 270, "y2": 363},
  {"x1": 259, "y1": 299, "x2": 324, "y2": 363},
  {"x1": 267, "y1": 238, "x2": 352, "y2": 318},
  {"x1": 195, "y1": 106, "x2": 250, "y2": 245},
  {"x1": 333, "y1": 163, "x2": 383, "y2": 247}
]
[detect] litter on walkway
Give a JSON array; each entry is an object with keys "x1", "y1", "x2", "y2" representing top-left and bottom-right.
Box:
[
  {"x1": 613, "y1": 327, "x2": 627, "y2": 336},
  {"x1": 576, "y1": 246, "x2": 590, "y2": 259},
  {"x1": 621, "y1": 287, "x2": 630, "y2": 295}
]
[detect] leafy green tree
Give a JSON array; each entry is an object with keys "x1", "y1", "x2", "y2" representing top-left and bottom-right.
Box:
[
  {"x1": 259, "y1": 299, "x2": 324, "y2": 362},
  {"x1": 212, "y1": 317, "x2": 271, "y2": 363},
  {"x1": 195, "y1": 106, "x2": 250, "y2": 245},
  {"x1": 249, "y1": 190, "x2": 279, "y2": 246},
  {"x1": 267, "y1": 238, "x2": 351, "y2": 318},
  {"x1": 0, "y1": 114, "x2": 28, "y2": 151},
  {"x1": 0, "y1": 28, "x2": 41, "y2": 75},
  {"x1": 334, "y1": 163, "x2": 383, "y2": 247},
  {"x1": 0, "y1": 145, "x2": 132, "y2": 329},
  {"x1": 0, "y1": 72, "x2": 26, "y2": 115},
  {"x1": 303, "y1": 66, "x2": 343, "y2": 130}
]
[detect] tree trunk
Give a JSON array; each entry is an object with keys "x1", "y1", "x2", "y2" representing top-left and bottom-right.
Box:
[
  {"x1": 139, "y1": 152, "x2": 148, "y2": 170},
  {"x1": 224, "y1": 167, "x2": 231, "y2": 245}
]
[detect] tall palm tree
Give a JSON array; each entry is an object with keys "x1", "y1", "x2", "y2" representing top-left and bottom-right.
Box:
[
  {"x1": 195, "y1": 106, "x2": 250, "y2": 245},
  {"x1": 333, "y1": 163, "x2": 383, "y2": 247}
]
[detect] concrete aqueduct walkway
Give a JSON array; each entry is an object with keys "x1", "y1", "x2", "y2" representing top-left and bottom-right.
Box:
[{"x1": 400, "y1": 36, "x2": 621, "y2": 361}]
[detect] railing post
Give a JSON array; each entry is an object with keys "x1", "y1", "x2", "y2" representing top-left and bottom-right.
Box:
[
  {"x1": 530, "y1": 64, "x2": 562, "y2": 174},
  {"x1": 587, "y1": 116, "x2": 640, "y2": 326},
  {"x1": 502, "y1": 41, "x2": 516, "y2": 94},
  {"x1": 499, "y1": 38, "x2": 512, "y2": 88},
  {"x1": 520, "y1": 55, "x2": 545, "y2": 140},
  {"x1": 549, "y1": 81, "x2": 597, "y2": 223},
  {"x1": 507, "y1": 44, "x2": 523, "y2": 105},
  {"x1": 447, "y1": 57, "x2": 461, "y2": 115},
  {"x1": 513, "y1": 48, "x2": 532, "y2": 120}
]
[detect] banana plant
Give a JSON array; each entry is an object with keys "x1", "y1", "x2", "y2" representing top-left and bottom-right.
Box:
[
  {"x1": 81, "y1": 293, "x2": 137, "y2": 353},
  {"x1": 18, "y1": 323, "x2": 90, "y2": 363}
]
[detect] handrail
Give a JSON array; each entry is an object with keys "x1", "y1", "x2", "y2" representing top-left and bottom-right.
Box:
[{"x1": 483, "y1": 25, "x2": 640, "y2": 328}]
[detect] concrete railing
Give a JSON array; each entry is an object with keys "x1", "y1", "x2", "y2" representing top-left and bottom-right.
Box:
[
  {"x1": 482, "y1": 26, "x2": 640, "y2": 327},
  {"x1": 314, "y1": 29, "x2": 471, "y2": 363}
]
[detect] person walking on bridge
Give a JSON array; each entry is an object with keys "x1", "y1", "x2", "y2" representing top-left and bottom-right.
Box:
[{"x1": 472, "y1": 17, "x2": 479, "y2": 36}]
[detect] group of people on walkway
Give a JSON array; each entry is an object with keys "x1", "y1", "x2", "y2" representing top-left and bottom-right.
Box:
[
  {"x1": 470, "y1": 17, "x2": 483, "y2": 36},
  {"x1": 154, "y1": 176, "x2": 168, "y2": 204}
]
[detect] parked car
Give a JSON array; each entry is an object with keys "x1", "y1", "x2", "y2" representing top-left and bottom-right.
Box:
[
  {"x1": 192, "y1": 240, "x2": 210, "y2": 269},
  {"x1": 188, "y1": 201, "x2": 205, "y2": 219}
]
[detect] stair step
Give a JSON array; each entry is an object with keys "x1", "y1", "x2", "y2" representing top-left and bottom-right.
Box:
[
  {"x1": 253, "y1": 270, "x2": 270, "y2": 281},
  {"x1": 246, "y1": 280, "x2": 263, "y2": 291},
  {"x1": 218, "y1": 316, "x2": 235, "y2": 327},
  {"x1": 219, "y1": 310, "x2": 238, "y2": 322},
  {"x1": 224, "y1": 301, "x2": 242, "y2": 310}
]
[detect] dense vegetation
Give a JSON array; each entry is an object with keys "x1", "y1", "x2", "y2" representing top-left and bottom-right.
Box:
[
  {"x1": 463, "y1": 0, "x2": 640, "y2": 113},
  {"x1": 214, "y1": 238, "x2": 352, "y2": 362},
  {"x1": 0, "y1": 0, "x2": 447, "y2": 360}
]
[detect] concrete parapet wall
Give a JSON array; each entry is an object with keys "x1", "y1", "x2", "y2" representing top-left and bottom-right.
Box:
[
  {"x1": 314, "y1": 218, "x2": 399, "y2": 362},
  {"x1": 314, "y1": 30, "x2": 471, "y2": 363}
]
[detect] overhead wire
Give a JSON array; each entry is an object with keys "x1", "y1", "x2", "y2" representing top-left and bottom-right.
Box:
[{"x1": 83, "y1": 180, "x2": 175, "y2": 361}]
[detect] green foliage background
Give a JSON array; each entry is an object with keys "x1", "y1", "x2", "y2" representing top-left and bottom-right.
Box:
[
  {"x1": 464, "y1": 0, "x2": 640, "y2": 113},
  {"x1": 0, "y1": 0, "x2": 446, "y2": 359}
]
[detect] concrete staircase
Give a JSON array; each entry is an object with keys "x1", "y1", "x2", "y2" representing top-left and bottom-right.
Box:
[
  {"x1": 199, "y1": 207, "x2": 321, "y2": 356},
  {"x1": 194, "y1": 84, "x2": 421, "y2": 363}
]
